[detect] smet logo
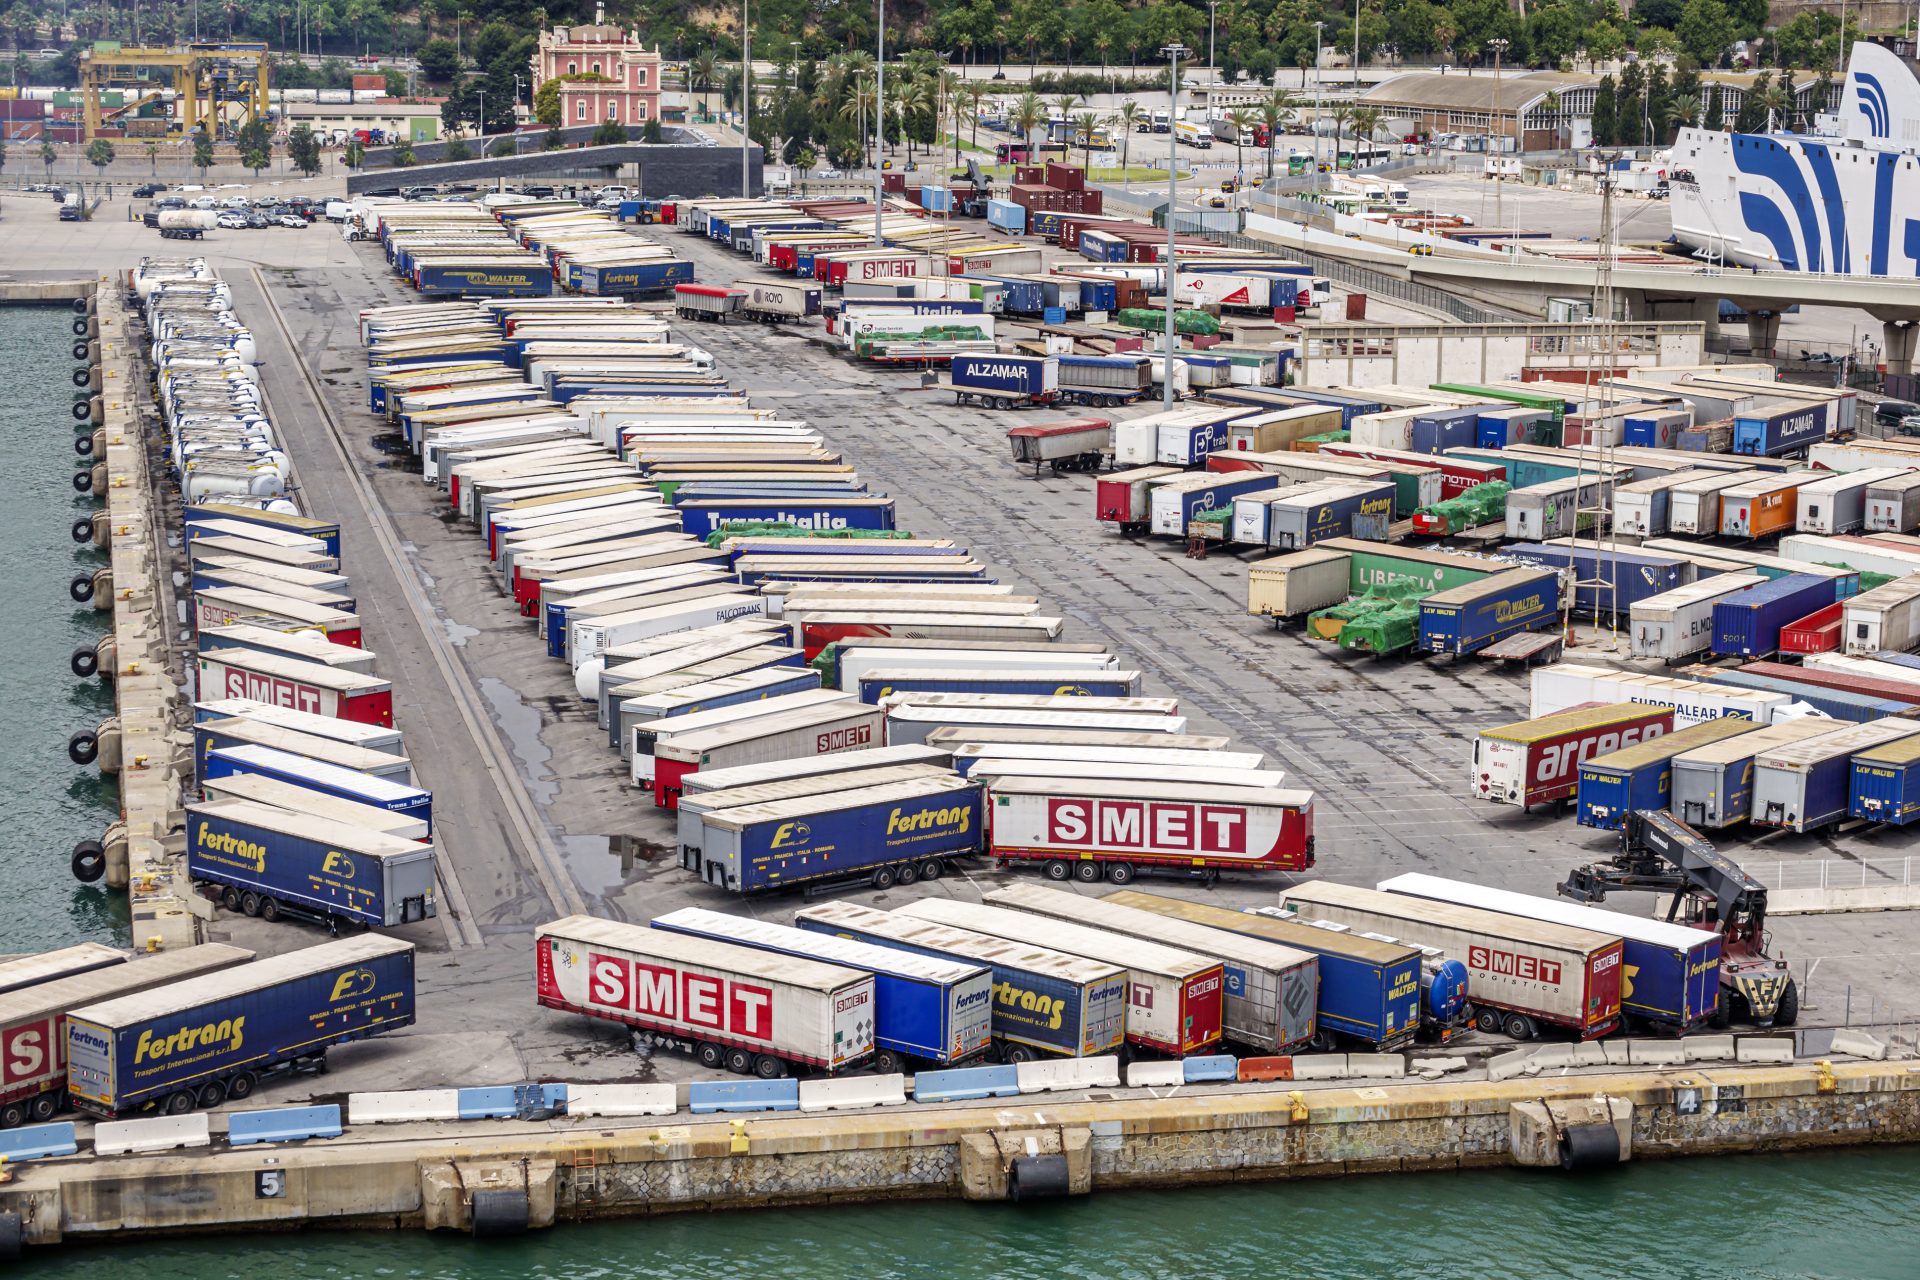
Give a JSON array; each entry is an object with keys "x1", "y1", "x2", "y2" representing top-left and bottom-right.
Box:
[
  {"x1": 587, "y1": 953, "x2": 775, "y2": 1040},
  {"x1": 886, "y1": 804, "x2": 971, "y2": 836},
  {"x1": 1493, "y1": 595, "x2": 1545, "y2": 624},
  {"x1": 1467, "y1": 944, "x2": 1564, "y2": 987},
  {"x1": 197, "y1": 823, "x2": 267, "y2": 873},
  {"x1": 1188, "y1": 975, "x2": 1222, "y2": 998}
]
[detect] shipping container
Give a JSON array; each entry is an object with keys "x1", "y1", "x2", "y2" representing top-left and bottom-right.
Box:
[
  {"x1": 1849, "y1": 734, "x2": 1920, "y2": 824},
  {"x1": 1096, "y1": 464, "x2": 1182, "y2": 529},
  {"x1": 884, "y1": 705, "x2": 1188, "y2": 745},
  {"x1": 855, "y1": 667, "x2": 1140, "y2": 703},
  {"x1": 923, "y1": 726, "x2": 1230, "y2": 753},
  {"x1": 1409, "y1": 406, "x2": 1485, "y2": 455},
  {"x1": 1667, "y1": 470, "x2": 1755, "y2": 536},
  {"x1": 66, "y1": 935, "x2": 415, "y2": 1117},
  {"x1": 950, "y1": 354, "x2": 1060, "y2": 401},
  {"x1": 535, "y1": 914, "x2": 873, "y2": 1074},
  {"x1": 651, "y1": 908, "x2": 991, "y2": 1070},
  {"x1": 1275, "y1": 882, "x2": 1623, "y2": 1039},
  {"x1": 829, "y1": 643, "x2": 1117, "y2": 693},
  {"x1": 1503, "y1": 476, "x2": 1612, "y2": 541},
  {"x1": 896, "y1": 898, "x2": 1224, "y2": 1055},
  {"x1": 568, "y1": 593, "x2": 770, "y2": 670},
  {"x1": 1689, "y1": 667, "x2": 1914, "y2": 722},
  {"x1": 613, "y1": 666, "x2": 826, "y2": 758},
  {"x1": 1104, "y1": 890, "x2": 1431, "y2": 1049},
  {"x1": 1417, "y1": 567, "x2": 1559, "y2": 656},
  {"x1": 984, "y1": 883, "x2": 1317, "y2": 1053},
  {"x1": 0, "y1": 945, "x2": 126, "y2": 1000},
  {"x1": 195, "y1": 649, "x2": 393, "y2": 725},
  {"x1": 1529, "y1": 664, "x2": 1790, "y2": 727},
  {"x1": 0, "y1": 945, "x2": 253, "y2": 1128},
  {"x1": 1711, "y1": 574, "x2": 1838, "y2": 657},
  {"x1": 675, "y1": 763, "x2": 956, "y2": 868},
  {"x1": 1501, "y1": 543, "x2": 1693, "y2": 623},
  {"x1": 185, "y1": 797, "x2": 436, "y2": 929},
  {"x1": 984, "y1": 775, "x2": 1313, "y2": 879},
  {"x1": 1780, "y1": 601, "x2": 1845, "y2": 654},
  {"x1": 1574, "y1": 717, "x2": 1761, "y2": 829},
  {"x1": 1718, "y1": 474, "x2": 1807, "y2": 538},
  {"x1": 201, "y1": 743, "x2": 431, "y2": 832},
  {"x1": 1613, "y1": 469, "x2": 1723, "y2": 538},
  {"x1": 1733, "y1": 401, "x2": 1828, "y2": 456},
  {"x1": 193, "y1": 709, "x2": 408, "y2": 768},
  {"x1": 1669, "y1": 717, "x2": 1845, "y2": 828},
  {"x1": 1841, "y1": 574, "x2": 1920, "y2": 654},
  {"x1": 1796, "y1": 468, "x2": 1910, "y2": 536},
  {"x1": 1378, "y1": 874, "x2": 1720, "y2": 1030},
  {"x1": 794, "y1": 901, "x2": 1127, "y2": 1059},
  {"x1": 1631, "y1": 574, "x2": 1767, "y2": 661},
  {"x1": 1473, "y1": 702, "x2": 1674, "y2": 808},
  {"x1": 1246, "y1": 548, "x2": 1352, "y2": 620},
  {"x1": 738, "y1": 280, "x2": 822, "y2": 321},
  {"x1": 1149, "y1": 473, "x2": 1279, "y2": 537},
  {"x1": 1752, "y1": 719, "x2": 1920, "y2": 831}
]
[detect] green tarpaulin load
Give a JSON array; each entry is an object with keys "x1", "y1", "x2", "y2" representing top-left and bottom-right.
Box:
[
  {"x1": 1411, "y1": 480, "x2": 1512, "y2": 537},
  {"x1": 1114, "y1": 308, "x2": 1219, "y2": 336},
  {"x1": 1307, "y1": 579, "x2": 1426, "y2": 655}
]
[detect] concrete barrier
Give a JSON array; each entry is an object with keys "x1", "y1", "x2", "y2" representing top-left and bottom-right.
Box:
[
  {"x1": 1770, "y1": 884, "x2": 1920, "y2": 916},
  {"x1": 94, "y1": 1113, "x2": 211, "y2": 1157},
  {"x1": 1238, "y1": 1056, "x2": 1293, "y2": 1082},
  {"x1": 1569, "y1": 1041, "x2": 1608, "y2": 1066},
  {"x1": 1736, "y1": 1036, "x2": 1796, "y2": 1064},
  {"x1": 1602, "y1": 1039, "x2": 1632, "y2": 1065},
  {"x1": 1627, "y1": 1040, "x2": 1686, "y2": 1067},
  {"x1": 0, "y1": 1122, "x2": 77, "y2": 1162},
  {"x1": 348, "y1": 1089, "x2": 462, "y2": 1124},
  {"x1": 1126, "y1": 1061, "x2": 1186, "y2": 1089},
  {"x1": 798, "y1": 1074, "x2": 907, "y2": 1113},
  {"x1": 1290, "y1": 1054, "x2": 1350, "y2": 1081},
  {"x1": 1411, "y1": 1057, "x2": 1468, "y2": 1075},
  {"x1": 1183, "y1": 1055, "x2": 1238, "y2": 1083},
  {"x1": 1528, "y1": 1044, "x2": 1574, "y2": 1069},
  {"x1": 456, "y1": 1084, "x2": 568, "y2": 1120},
  {"x1": 1487, "y1": 1048, "x2": 1539, "y2": 1081},
  {"x1": 227, "y1": 1105, "x2": 342, "y2": 1146},
  {"x1": 913, "y1": 1064, "x2": 1022, "y2": 1103},
  {"x1": 565, "y1": 1083, "x2": 677, "y2": 1118},
  {"x1": 1345, "y1": 1053, "x2": 1407, "y2": 1079},
  {"x1": 688, "y1": 1080, "x2": 801, "y2": 1115},
  {"x1": 1684, "y1": 1035, "x2": 1736, "y2": 1063},
  {"x1": 1015, "y1": 1055, "x2": 1120, "y2": 1094},
  {"x1": 1829, "y1": 1029, "x2": 1888, "y2": 1061}
]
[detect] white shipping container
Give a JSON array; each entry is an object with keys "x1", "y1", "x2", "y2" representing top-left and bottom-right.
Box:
[
  {"x1": 534, "y1": 914, "x2": 875, "y2": 1070},
  {"x1": 1796, "y1": 468, "x2": 1906, "y2": 535},
  {"x1": 1840, "y1": 573, "x2": 1920, "y2": 654},
  {"x1": 1229, "y1": 487, "x2": 1297, "y2": 545},
  {"x1": 886, "y1": 706, "x2": 1191, "y2": 746},
  {"x1": 569, "y1": 593, "x2": 769, "y2": 669},
  {"x1": 1529, "y1": 663, "x2": 1788, "y2": 726},
  {"x1": 1630, "y1": 574, "x2": 1766, "y2": 661},
  {"x1": 681, "y1": 744, "x2": 951, "y2": 795},
  {"x1": 1804, "y1": 653, "x2": 1920, "y2": 687},
  {"x1": 947, "y1": 743, "x2": 1263, "y2": 772},
  {"x1": 834, "y1": 646, "x2": 1118, "y2": 692},
  {"x1": 627, "y1": 689, "x2": 854, "y2": 785},
  {"x1": 1246, "y1": 548, "x2": 1352, "y2": 619},
  {"x1": 650, "y1": 701, "x2": 889, "y2": 796}
]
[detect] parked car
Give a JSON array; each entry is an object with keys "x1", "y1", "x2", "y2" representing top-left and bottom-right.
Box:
[
  {"x1": 215, "y1": 212, "x2": 249, "y2": 230},
  {"x1": 191, "y1": 196, "x2": 219, "y2": 210},
  {"x1": 1873, "y1": 400, "x2": 1920, "y2": 430},
  {"x1": 276, "y1": 213, "x2": 309, "y2": 228},
  {"x1": 246, "y1": 212, "x2": 272, "y2": 229},
  {"x1": 132, "y1": 183, "x2": 168, "y2": 198}
]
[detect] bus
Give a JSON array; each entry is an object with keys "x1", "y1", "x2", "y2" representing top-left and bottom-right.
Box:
[
  {"x1": 1287, "y1": 150, "x2": 1314, "y2": 176},
  {"x1": 995, "y1": 141, "x2": 1070, "y2": 164},
  {"x1": 1337, "y1": 143, "x2": 1393, "y2": 170}
]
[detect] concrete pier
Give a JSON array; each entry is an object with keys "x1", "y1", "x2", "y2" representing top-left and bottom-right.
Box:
[{"x1": 1, "y1": 1058, "x2": 1914, "y2": 1247}]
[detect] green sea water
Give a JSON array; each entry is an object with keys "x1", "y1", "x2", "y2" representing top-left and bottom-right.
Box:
[{"x1": 0, "y1": 307, "x2": 126, "y2": 950}]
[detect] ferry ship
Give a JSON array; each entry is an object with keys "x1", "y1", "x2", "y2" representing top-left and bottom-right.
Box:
[{"x1": 1669, "y1": 42, "x2": 1920, "y2": 275}]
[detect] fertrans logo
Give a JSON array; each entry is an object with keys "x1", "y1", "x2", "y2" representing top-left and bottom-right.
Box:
[
  {"x1": 886, "y1": 803, "x2": 971, "y2": 835},
  {"x1": 587, "y1": 950, "x2": 775, "y2": 1040},
  {"x1": 331, "y1": 966, "x2": 378, "y2": 1002},
  {"x1": 196, "y1": 821, "x2": 268, "y2": 873},
  {"x1": 770, "y1": 821, "x2": 812, "y2": 848},
  {"x1": 995, "y1": 981, "x2": 1066, "y2": 1029},
  {"x1": 135, "y1": 1015, "x2": 245, "y2": 1064},
  {"x1": 1045, "y1": 798, "x2": 1247, "y2": 853},
  {"x1": 1467, "y1": 944, "x2": 1564, "y2": 988},
  {"x1": 322, "y1": 851, "x2": 356, "y2": 879}
]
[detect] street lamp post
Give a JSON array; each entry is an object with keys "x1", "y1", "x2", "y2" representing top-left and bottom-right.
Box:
[
  {"x1": 874, "y1": 0, "x2": 885, "y2": 246},
  {"x1": 741, "y1": 0, "x2": 751, "y2": 196},
  {"x1": 476, "y1": 88, "x2": 485, "y2": 149},
  {"x1": 1207, "y1": 1, "x2": 1219, "y2": 84},
  {"x1": 1488, "y1": 36, "x2": 1508, "y2": 228},
  {"x1": 1161, "y1": 42, "x2": 1190, "y2": 413},
  {"x1": 1312, "y1": 21, "x2": 1324, "y2": 194}
]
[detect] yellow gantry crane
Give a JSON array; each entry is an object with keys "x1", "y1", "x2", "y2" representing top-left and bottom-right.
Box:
[{"x1": 78, "y1": 43, "x2": 271, "y2": 140}]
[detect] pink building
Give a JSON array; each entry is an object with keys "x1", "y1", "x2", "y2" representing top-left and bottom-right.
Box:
[{"x1": 533, "y1": 11, "x2": 663, "y2": 130}]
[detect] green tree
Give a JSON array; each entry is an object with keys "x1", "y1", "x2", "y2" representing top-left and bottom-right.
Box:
[
  {"x1": 1072, "y1": 109, "x2": 1101, "y2": 169},
  {"x1": 142, "y1": 140, "x2": 158, "y2": 173},
  {"x1": 1011, "y1": 89, "x2": 1044, "y2": 163},
  {"x1": 1732, "y1": 69, "x2": 1768, "y2": 132},
  {"x1": 488, "y1": 134, "x2": 517, "y2": 156},
  {"x1": 1617, "y1": 59, "x2": 1646, "y2": 145},
  {"x1": 0, "y1": 140, "x2": 7, "y2": 180},
  {"x1": 641, "y1": 119, "x2": 663, "y2": 143},
  {"x1": 442, "y1": 134, "x2": 472, "y2": 161},
  {"x1": 542, "y1": 123, "x2": 563, "y2": 150},
  {"x1": 1592, "y1": 73, "x2": 1618, "y2": 146},
  {"x1": 1585, "y1": 21, "x2": 1624, "y2": 71},
  {"x1": 690, "y1": 51, "x2": 717, "y2": 120},
  {"x1": 1676, "y1": 0, "x2": 1736, "y2": 68},
  {"x1": 1226, "y1": 106, "x2": 1257, "y2": 180},
  {"x1": 241, "y1": 145, "x2": 268, "y2": 176},
  {"x1": 37, "y1": 139, "x2": 53, "y2": 180},
  {"x1": 384, "y1": 67, "x2": 409, "y2": 96},
  {"x1": 392, "y1": 138, "x2": 416, "y2": 166},
  {"x1": 344, "y1": 137, "x2": 365, "y2": 168},
  {"x1": 288, "y1": 123, "x2": 321, "y2": 176},
  {"x1": 1258, "y1": 89, "x2": 1295, "y2": 181},
  {"x1": 236, "y1": 117, "x2": 271, "y2": 158},
  {"x1": 590, "y1": 118, "x2": 628, "y2": 146},
  {"x1": 416, "y1": 36, "x2": 461, "y2": 83},
  {"x1": 85, "y1": 137, "x2": 113, "y2": 176},
  {"x1": 192, "y1": 132, "x2": 214, "y2": 176},
  {"x1": 1116, "y1": 99, "x2": 1140, "y2": 174},
  {"x1": 1704, "y1": 82, "x2": 1725, "y2": 130}
]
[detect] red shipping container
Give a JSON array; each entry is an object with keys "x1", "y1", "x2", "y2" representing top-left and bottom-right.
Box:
[
  {"x1": 1045, "y1": 162, "x2": 1085, "y2": 191},
  {"x1": 882, "y1": 173, "x2": 906, "y2": 194},
  {"x1": 1738, "y1": 659, "x2": 1920, "y2": 705},
  {"x1": 1780, "y1": 603, "x2": 1845, "y2": 654}
]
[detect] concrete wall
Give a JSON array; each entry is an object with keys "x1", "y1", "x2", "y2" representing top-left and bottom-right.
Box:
[{"x1": 346, "y1": 139, "x2": 760, "y2": 198}]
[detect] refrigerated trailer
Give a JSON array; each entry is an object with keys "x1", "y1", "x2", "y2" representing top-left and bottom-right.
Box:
[{"x1": 1276, "y1": 881, "x2": 1623, "y2": 1040}]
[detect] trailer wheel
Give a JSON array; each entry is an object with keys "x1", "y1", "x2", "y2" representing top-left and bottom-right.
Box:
[
  {"x1": 1105, "y1": 862, "x2": 1136, "y2": 885},
  {"x1": 894, "y1": 862, "x2": 920, "y2": 886},
  {"x1": 697, "y1": 1042, "x2": 726, "y2": 1070},
  {"x1": 872, "y1": 1049, "x2": 903, "y2": 1075},
  {"x1": 70, "y1": 839, "x2": 106, "y2": 883},
  {"x1": 261, "y1": 897, "x2": 280, "y2": 923},
  {"x1": 28, "y1": 1093, "x2": 57, "y2": 1122},
  {"x1": 196, "y1": 1081, "x2": 227, "y2": 1109},
  {"x1": 870, "y1": 867, "x2": 896, "y2": 890},
  {"x1": 162, "y1": 1090, "x2": 196, "y2": 1116},
  {"x1": 240, "y1": 891, "x2": 262, "y2": 917},
  {"x1": 1502, "y1": 1013, "x2": 1536, "y2": 1041},
  {"x1": 226, "y1": 1072, "x2": 256, "y2": 1100},
  {"x1": 70, "y1": 645, "x2": 99, "y2": 678},
  {"x1": 0, "y1": 1101, "x2": 24, "y2": 1129},
  {"x1": 1003, "y1": 1043, "x2": 1037, "y2": 1064},
  {"x1": 69, "y1": 572, "x2": 96, "y2": 602},
  {"x1": 1474, "y1": 1008, "x2": 1504, "y2": 1035},
  {"x1": 1043, "y1": 860, "x2": 1071, "y2": 881},
  {"x1": 1775, "y1": 979, "x2": 1800, "y2": 1026},
  {"x1": 916, "y1": 858, "x2": 944, "y2": 882},
  {"x1": 67, "y1": 730, "x2": 99, "y2": 766},
  {"x1": 221, "y1": 886, "x2": 241, "y2": 911},
  {"x1": 1073, "y1": 860, "x2": 1102, "y2": 883},
  {"x1": 752, "y1": 1054, "x2": 787, "y2": 1080},
  {"x1": 725, "y1": 1047, "x2": 754, "y2": 1075}
]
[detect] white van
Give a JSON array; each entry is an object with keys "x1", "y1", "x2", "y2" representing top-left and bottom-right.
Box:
[{"x1": 324, "y1": 200, "x2": 352, "y2": 222}]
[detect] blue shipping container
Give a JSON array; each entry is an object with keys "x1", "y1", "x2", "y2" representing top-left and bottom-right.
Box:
[
  {"x1": 651, "y1": 909, "x2": 993, "y2": 1066},
  {"x1": 202, "y1": 743, "x2": 432, "y2": 832},
  {"x1": 974, "y1": 275, "x2": 1046, "y2": 314},
  {"x1": 676, "y1": 499, "x2": 897, "y2": 537},
  {"x1": 1733, "y1": 402, "x2": 1828, "y2": 456},
  {"x1": 1624, "y1": 410, "x2": 1691, "y2": 449},
  {"x1": 1711, "y1": 574, "x2": 1836, "y2": 656},
  {"x1": 855, "y1": 671, "x2": 1137, "y2": 702},
  {"x1": 1502, "y1": 543, "x2": 1692, "y2": 620},
  {"x1": 1850, "y1": 738, "x2": 1920, "y2": 824},
  {"x1": 66, "y1": 936, "x2": 416, "y2": 1117},
  {"x1": 1410, "y1": 407, "x2": 1486, "y2": 455},
  {"x1": 795, "y1": 906, "x2": 1128, "y2": 1057},
  {"x1": 986, "y1": 199, "x2": 1026, "y2": 234},
  {"x1": 1078, "y1": 231, "x2": 1128, "y2": 263},
  {"x1": 1417, "y1": 568, "x2": 1559, "y2": 656}
]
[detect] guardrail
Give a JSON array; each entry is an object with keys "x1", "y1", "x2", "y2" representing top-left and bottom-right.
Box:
[{"x1": 1765, "y1": 856, "x2": 1920, "y2": 916}]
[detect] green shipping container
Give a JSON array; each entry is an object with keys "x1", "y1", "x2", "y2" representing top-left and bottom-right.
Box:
[{"x1": 1338, "y1": 544, "x2": 1498, "y2": 597}]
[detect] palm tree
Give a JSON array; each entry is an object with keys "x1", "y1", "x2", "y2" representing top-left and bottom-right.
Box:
[
  {"x1": 1668, "y1": 94, "x2": 1700, "y2": 136},
  {"x1": 1351, "y1": 106, "x2": 1381, "y2": 157},
  {"x1": 1330, "y1": 101, "x2": 1353, "y2": 168},
  {"x1": 1073, "y1": 109, "x2": 1102, "y2": 170},
  {"x1": 963, "y1": 81, "x2": 990, "y2": 157},
  {"x1": 895, "y1": 76, "x2": 932, "y2": 163},
  {"x1": 1758, "y1": 79, "x2": 1789, "y2": 133},
  {"x1": 1226, "y1": 106, "x2": 1256, "y2": 182},
  {"x1": 690, "y1": 51, "x2": 717, "y2": 120},
  {"x1": 840, "y1": 73, "x2": 877, "y2": 169},
  {"x1": 1257, "y1": 88, "x2": 1295, "y2": 180},
  {"x1": 1116, "y1": 99, "x2": 1141, "y2": 174},
  {"x1": 1012, "y1": 89, "x2": 1044, "y2": 165},
  {"x1": 936, "y1": 69, "x2": 962, "y2": 165}
]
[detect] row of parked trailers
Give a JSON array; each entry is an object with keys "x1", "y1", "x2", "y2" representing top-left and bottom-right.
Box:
[
  {"x1": 363, "y1": 197, "x2": 695, "y2": 298},
  {"x1": 126, "y1": 260, "x2": 443, "y2": 937}
]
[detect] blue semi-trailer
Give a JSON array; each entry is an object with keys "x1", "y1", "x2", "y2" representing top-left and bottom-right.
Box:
[
  {"x1": 202, "y1": 743, "x2": 432, "y2": 834},
  {"x1": 186, "y1": 796, "x2": 437, "y2": 929},
  {"x1": 1416, "y1": 567, "x2": 1559, "y2": 656},
  {"x1": 795, "y1": 900, "x2": 1129, "y2": 1060},
  {"x1": 1733, "y1": 402, "x2": 1827, "y2": 456},
  {"x1": 65, "y1": 935, "x2": 416, "y2": 1117},
  {"x1": 1574, "y1": 718, "x2": 1763, "y2": 830},
  {"x1": 675, "y1": 497, "x2": 898, "y2": 537},
  {"x1": 414, "y1": 263, "x2": 554, "y2": 298},
  {"x1": 1711, "y1": 574, "x2": 1838, "y2": 657},
  {"x1": 651, "y1": 907, "x2": 993, "y2": 1071},
  {"x1": 1377, "y1": 873, "x2": 1723, "y2": 1032}
]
